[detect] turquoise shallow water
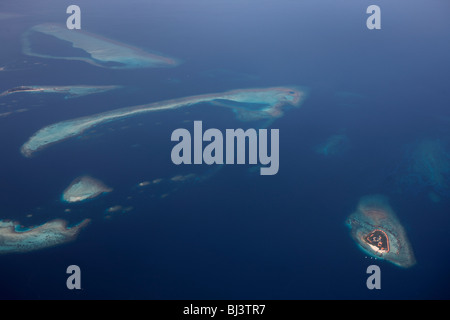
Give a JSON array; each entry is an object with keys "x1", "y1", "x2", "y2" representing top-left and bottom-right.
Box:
[{"x1": 0, "y1": 0, "x2": 449, "y2": 299}]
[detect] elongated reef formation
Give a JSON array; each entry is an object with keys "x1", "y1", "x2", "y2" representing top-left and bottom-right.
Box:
[
  {"x1": 0, "y1": 85, "x2": 122, "y2": 99},
  {"x1": 0, "y1": 218, "x2": 90, "y2": 254},
  {"x1": 22, "y1": 23, "x2": 179, "y2": 69},
  {"x1": 21, "y1": 87, "x2": 306, "y2": 157}
]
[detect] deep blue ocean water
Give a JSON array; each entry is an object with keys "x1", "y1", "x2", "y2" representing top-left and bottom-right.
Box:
[{"x1": 0, "y1": 0, "x2": 449, "y2": 299}]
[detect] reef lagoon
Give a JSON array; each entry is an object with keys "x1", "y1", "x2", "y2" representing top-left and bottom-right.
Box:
[{"x1": 0, "y1": 0, "x2": 450, "y2": 300}]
